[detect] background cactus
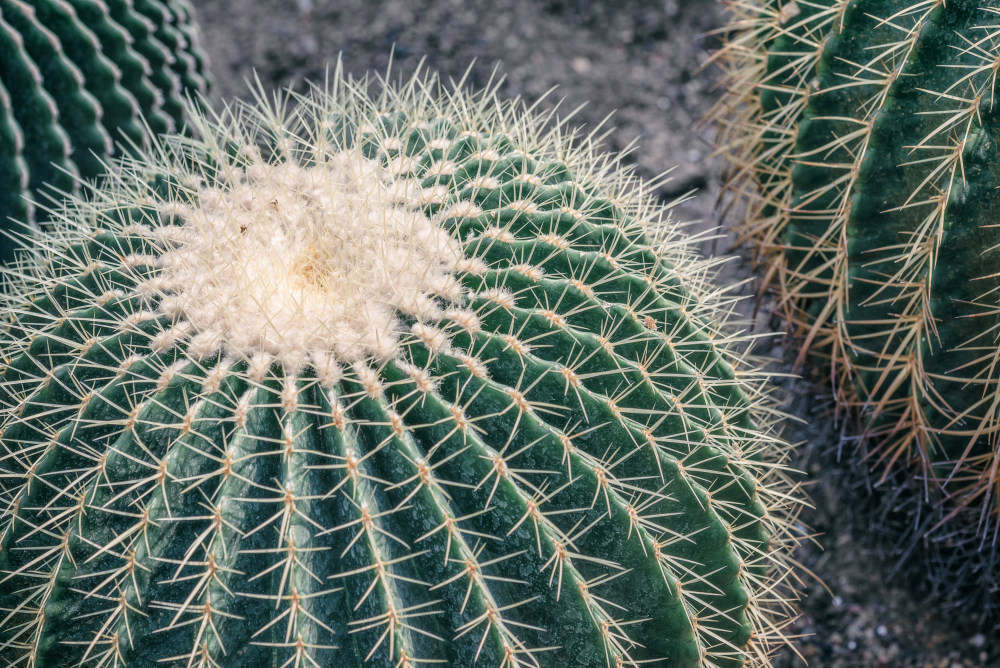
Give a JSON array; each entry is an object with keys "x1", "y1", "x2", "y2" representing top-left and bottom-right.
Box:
[
  {"x1": 0, "y1": 67, "x2": 804, "y2": 666},
  {"x1": 710, "y1": 0, "x2": 1000, "y2": 620},
  {"x1": 0, "y1": 0, "x2": 209, "y2": 260}
]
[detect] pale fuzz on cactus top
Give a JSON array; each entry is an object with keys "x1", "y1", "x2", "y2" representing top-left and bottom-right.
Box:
[
  {"x1": 0, "y1": 65, "x2": 804, "y2": 667},
  {"x1": 150, "y1": 154, "x2": 471, "y2": 366}
]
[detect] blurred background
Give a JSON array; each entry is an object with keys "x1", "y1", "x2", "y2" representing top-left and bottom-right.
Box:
[{"x1": 195, "y1": 2, "x2": 998, "y2": 665}]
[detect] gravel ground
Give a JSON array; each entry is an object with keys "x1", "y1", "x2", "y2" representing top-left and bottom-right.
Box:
[
  {"x1": 772, "y1": 367, "x2": 1000, "y2": 667},
  {"x1": 196, "y1": 0, "x2": 720, "y2": 227},
  {"x1": 194, "y1": 1, "x2": 999, "y2": 664}
]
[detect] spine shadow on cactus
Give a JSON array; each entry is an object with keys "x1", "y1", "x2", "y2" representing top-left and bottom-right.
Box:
[
  {"x1": 0, "y1": 0, "x2": 210, "y2": 263},
  {"x1": 0, "y1": 64, "x2": 806, "y2": 666}
]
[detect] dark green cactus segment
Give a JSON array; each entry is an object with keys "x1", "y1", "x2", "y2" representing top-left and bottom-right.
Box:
[
  {"x1": 713, "y1": 0, "x2": 1000, "y2": 626},
  {"x1": 0, "y1": 0, "x2": 209, "y2": 260},
  {"x1": 925, "y1": 118, "x2": 1000, "y2": 466},
  {"x1": 776, "y1": 0, "x2": 1000, "y2": 494},
  {"x1": 105, "y1": 0, "x2": 185, "y2": 127},
  {"x1": 165, "y1": 0, "x2": 208, "y2": 85},
  {"x1": 0, "y1": 0, "x2": 111, "y2": 182},
  {"x1": 787, "y1": 0, "x2": 949, "y2": 358},
  {"x1": 754, "y1": 1, "x2": 840, "y2": 280},
  {"x1": 838, "y1": 1, "x2": 1000, "y2": 465},
  {"x1": 760, "y1": 0, "x2": 842, "y2": 306},
  {"x1": 131, "y1": 0, "x2": 208, "y2": 99},
  {"x1": 63, "y1": 0, "x2": 172, "y2": 136},
  {"x1": 0, "y1": 14, "x2": 75, "y2": 204},
  {"x1": 0, "y1": 78, "x2": 801, "y2": 666},
  {"x1": 30, "y1": 0, "x2": 145, "y2": 154}
]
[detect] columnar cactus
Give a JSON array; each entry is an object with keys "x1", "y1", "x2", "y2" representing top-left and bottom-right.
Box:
[
  {"x1": 0, "y1": 0, "x2": 209, "y2": 259},
  {"x1": 0, "y1": 69, "x2": 804, "y2": 666},
  {"x1": 711, "y1": 2, "x2": 1000, "y2": 558}
]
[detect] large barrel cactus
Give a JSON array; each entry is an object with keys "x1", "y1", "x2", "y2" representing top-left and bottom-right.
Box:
[
  {"x1": 0, "y1": 0, "x2": 209, "y2": 259},
  {"x1": 0, "y1": 68, "x2": 804, "y2": 666}
]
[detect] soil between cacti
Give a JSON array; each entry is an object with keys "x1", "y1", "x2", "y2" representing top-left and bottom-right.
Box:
[{"x1": 194, "y1": 1, "x2": 999, "y2": 664}]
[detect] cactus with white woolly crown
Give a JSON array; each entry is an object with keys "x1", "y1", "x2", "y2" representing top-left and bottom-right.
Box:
[
  {"x1": 711, "y1": 0, "x2": 1000, "y2": 596},
  {"x1": 0, "y1": 65, "x2": 804, "y2": 666},
  {"x1": 0, "y1": 0, "x2": 209, "y2": 260}
]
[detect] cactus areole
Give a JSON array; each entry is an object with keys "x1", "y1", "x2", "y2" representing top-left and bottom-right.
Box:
[{"x1": 0, "y1": 68, "x2": 801, "y2": 667}]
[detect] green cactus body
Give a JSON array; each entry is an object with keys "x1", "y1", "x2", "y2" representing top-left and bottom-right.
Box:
[
  {"x1": 105, "y1": 0, "x2": 184, "y2": 126},
  {"x1": 0, "y1": 0, "x2": 208, "y2": 261},
  {"x1": 0, "y1": 79, "x2": 29, "y2": 226},
  {"x1": 63, "y1": 0, "x2": 172, "y2": 136},
  {"x1": 166, "y1": 0, "x2": 208, "y2": 86},
  {"x1": 0, "y1": 72, "x2": 802, "y2": 666},
  {"x1": 131, "y1": 0, "x2": 208, "y2": 96},
  {"x1": 1, "y1": 0, "x2": 111, "y2": 186},
  {"x1": 0, "y1": 11, "x2": 75, "y2": 201},
  {"x1": 714, "y1": 1, "x2": 1000, "y2": 553}
]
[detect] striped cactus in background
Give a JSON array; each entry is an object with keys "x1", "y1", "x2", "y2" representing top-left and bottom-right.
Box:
[{"x1": 0, "y1": 0, "x2": 209, "y2": 260}]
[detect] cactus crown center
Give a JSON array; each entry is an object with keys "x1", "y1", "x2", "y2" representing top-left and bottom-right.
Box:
[{"x1": 152, "y1": 152, "x2": 464, "y2": 365}]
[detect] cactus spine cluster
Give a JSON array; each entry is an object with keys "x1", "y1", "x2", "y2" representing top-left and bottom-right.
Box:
[
  {"x1": 0, "y1": 0, "x2": 209, "y2": 259},
  {"x1": 712, "y1": 1, "x2": 1000, "y2": 562},
  {"x1": 0, "y1": 68, "x2": 804, "y2": 666}
]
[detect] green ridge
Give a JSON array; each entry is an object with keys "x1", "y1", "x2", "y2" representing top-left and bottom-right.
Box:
[
  {"x1": 63, "y1": 0, "x2": 172, "y2": 135},
  {"x1": 0, "y1": 79, "x2": 30, "y2": 236},
  {"x1": 132, "y1": 0, "x2": 207, "y2": 98},
  {"x1": 0, "y1": 14, "x2": 75, "y2": 204},
  {"x1": 0, "y1": 0, "x2": 209, "y2": 262},
  {"x1": 106, "y1": 0, "x2": 184, "y2": 127},
  {"x1": 0, "y1": 0, "x2": 110, "y2": 182}
]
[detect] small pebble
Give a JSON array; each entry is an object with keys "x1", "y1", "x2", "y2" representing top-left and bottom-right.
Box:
[{"x1": 570, "y1": 57, "x2": 591, "y2": 75}]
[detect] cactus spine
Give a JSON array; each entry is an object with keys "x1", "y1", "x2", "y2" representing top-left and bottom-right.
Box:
[
  {"x1": 713, "y1": 0, "x2": 1000, "y2": 559},
  {"x1": 0, "y1": 0, "x2": 209, "y2": 260},
  {"x1": 0, "y1": 68, "x2": 804, "y2": 666}
]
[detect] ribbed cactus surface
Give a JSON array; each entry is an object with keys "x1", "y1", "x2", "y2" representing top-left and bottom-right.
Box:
[
  {"x1": 713, "y1": 1, "x2": 1000, "y2": 545},
  {"x1": 0, "y1": 70, "x2": 803, "y2": 666},
  {"x1": 0, "y1": 0, "x2": 209, "y2": 259}
]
